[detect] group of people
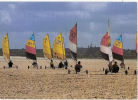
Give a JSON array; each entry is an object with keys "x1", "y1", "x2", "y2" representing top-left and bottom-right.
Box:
[
  {"x1": 108, "y1": 61, "x2": 124, "y2": 73},
  {"x1": 8, "y1": 58, "x2": 123, "y2": 75},
  {"x1": 50, "y1": 59, "x2": 68, "y2": 69},
  {"x1": 50, "y1": 59, "x2": 83, "y2": 74}
]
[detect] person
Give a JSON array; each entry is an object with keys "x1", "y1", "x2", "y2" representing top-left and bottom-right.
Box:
[
  {"x1": 8, "y1": 60, "x2": 13, "y2": 68},
  {"x1": 75, "y1": 61, "x2": 82, "y2": 74},
  {"x1": 32, "y1": 61, "x2": 38, "y2": 68},
  {"x1": 120, "y1": 61, "x2": 125, "y2": 69},
  {"x1": 64, "y1": 60, "x2": 68, "y2": 69},
  {"x1": 58, "y1": 61, "x2": 64, "y2": 68},
  {"x1": 108, "y1": 61, "x2": 113, "y2": 72},
  {"x1": 50, "y1": 60, "x2": 55, "y2": 69},
  {"x1": 112, "y1": 61, "x2": 119, "y2": 73}
]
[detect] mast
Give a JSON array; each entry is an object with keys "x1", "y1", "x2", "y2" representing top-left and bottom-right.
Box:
[
  {"x1": 62, "y1": 36, "x2": 64, "y2": 60},
  {"x1": 7, "y1": 33, "x2": 10, "y2": 61},
  {"x1": 107, "y1": 18, "x2": 113, "y2": 63},
  {"x1": 108, "y1": 18, "x2": 110, "y2": 35},
  {"x1": 33, "y1": 32, "x2": 37, "y2": 63},
  {"x1": 76, "y1": 22, "x2": 77, "y2": 64},
  {"x1": 121, "y1": 33, "x2": 124, "y2": 63}
]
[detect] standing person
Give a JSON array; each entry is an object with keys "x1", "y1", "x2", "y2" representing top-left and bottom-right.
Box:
[
  {"x1": 75, "y1": 61, "x2": 82, "y2": 74},
  {"x1": 8, "y1": 60, "x2": 13, "y2": 68},
  {"x1": 50, "y1": 60, "x2": 55, "y2": 69},
  {"x1": 64, "y1": 60, "x2": 68, "y2": 69}
]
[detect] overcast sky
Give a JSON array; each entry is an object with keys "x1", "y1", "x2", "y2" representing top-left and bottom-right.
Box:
[{"x1": 0, "y1": 2, "x2": 137, "y2": 49}]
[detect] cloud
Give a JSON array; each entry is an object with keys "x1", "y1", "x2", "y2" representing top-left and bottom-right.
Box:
[
  {"x1": 8, "y1": 4, "x2": 16, "y2": 10},
  {"x1": 0, "y1": 4, "x2": 16, "y2": 25},
  {"x1": 69, "y1": 2, "x2": 108, "y2": 12},
  {"x1": 34, "y1": 10, "x2": 90, "y2": 19},
  {"x1": 111, "y1": 14, "x2": 136, "y2": 25},
  {"x1": 0, "y1": 10, "x2": 11, "y2": 25}
]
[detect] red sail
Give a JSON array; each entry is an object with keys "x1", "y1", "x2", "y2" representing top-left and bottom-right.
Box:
[
  {"x1": 69, "y1": 23, "x2": 77, "y2": 61},
  {"x1": 100, "y1": 32, "x2": 113, "y2": 62}
]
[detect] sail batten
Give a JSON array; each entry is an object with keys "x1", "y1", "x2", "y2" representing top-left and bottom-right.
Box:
[
  {"x1": 43, "y1": 34, "x2": 52, "y2": 60},
  {"x1": 2, "y1": 34, "x2": 10, "y2": 61},
  {"x1": 25, "y1": 34, "x2": 36, "y2": 60}
]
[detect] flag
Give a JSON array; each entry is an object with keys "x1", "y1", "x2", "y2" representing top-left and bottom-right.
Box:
[
  {"x1": 112, "y1": 35, "x2": 123, "y2": 61},
  {"x1": 100, "y1": 32, "x2": 113, "y2": 62},
  {"x1": 69, "y1": 23, "x2": 77, "y2": 61},
  {"x1": 25, "y1": 34, "x2": 36, "y2": 60}
]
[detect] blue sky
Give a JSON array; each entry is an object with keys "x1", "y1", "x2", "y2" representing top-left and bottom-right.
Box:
[{"x1": 0, "y1": 2, "x2": 137, "y2": 49}]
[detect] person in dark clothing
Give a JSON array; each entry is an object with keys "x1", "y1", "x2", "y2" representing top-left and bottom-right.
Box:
[
  {"x1": 50, "y1": 60, "x2": 55, "y2": 69},
  {"x1": 8, "y1": 60, "x2": 13, "y2": 68},
  {"x1": 64, "y1": 60, "x2": 68, "y2": 69},
  {"x1": 32, "y1": 61, "x2": 38, "y2": 68},
  {"x1": 112, "y1": 61, "x2": 119, "y2": 73},
  {"x1": 58, "y1": 61, "x2": 64, "y2": 68},
  {"x1": 75, "y1": 61, "x2": 82, "y2": 74}
]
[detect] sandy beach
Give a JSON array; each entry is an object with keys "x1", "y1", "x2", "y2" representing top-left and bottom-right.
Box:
[{"x1": 0, "y1": 57, "x2": 137, "y2": 99}]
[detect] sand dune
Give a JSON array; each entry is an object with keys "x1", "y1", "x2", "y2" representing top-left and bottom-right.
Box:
[{"x1": 0, "y1": 57, "x2": 137, "y2": 99}]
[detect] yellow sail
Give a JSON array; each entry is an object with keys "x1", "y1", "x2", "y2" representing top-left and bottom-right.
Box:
[
  {"x1": 2, "y1": 34, "x2": 10, "y2": 61},
  {"x1": 62, "y1": 37, "x2": 66, "y2": 60},
  {"x1": 43, "y1": 34, "x2": 52, "y2": 59},
  {"x1": 53, "y1": 33, "x2": 65, "y2": 60}
]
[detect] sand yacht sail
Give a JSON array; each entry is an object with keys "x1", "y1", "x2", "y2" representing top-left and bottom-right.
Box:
[
  {"x1": 112, "y1": 34, "x2": 124, "y2": 61},
  {"x1": 25, "y1": 33, "x2": 37, "y2": 67},
  {"x1": 69, "y1": 23, "x2": 77, "y2": 62},
  {"x1": 100, "y1": 20, "x2": 113, "y2": 62},
  {"x1": 53, "y1": 33, "x2": 66, "y2": 60},
  {"x1": 2, "y1": 33, "x2": 17, "y2": 68},
  {"x1": 2, "y1": 33, "x2": 10, "y2": 62},
  {"x1": 43, "y1": 34, "x2": 52, "y2": 60}
]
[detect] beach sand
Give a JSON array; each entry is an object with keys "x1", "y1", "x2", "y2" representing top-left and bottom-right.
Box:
[{"x1": 0, "y1": 57, "x2": 137, "y2": 99}]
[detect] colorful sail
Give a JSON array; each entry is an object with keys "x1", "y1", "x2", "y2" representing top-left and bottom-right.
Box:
[
  {"x1": 25, "y1": 34, "x2": 36, "y2": 60},
  {"x1": 43, "y1": 34, "x2": 52, "y2": 60},
  {"x1": 100, "y1": 32, "x2": 113, "y2": 62},
  {"x1": 62, "y1": 37, "x2": 66, "y2": 60},
  {"x1": 53, "y1": 33, "x2": 65, "y2": 60},
  {"x1": 2, "y1": 34, "x2": 10, "y2": 61},
  {"x1": 69, "y1": 23, "x2": 77, "y2": 61},
  {"x1": 112, "y1": 35, "x2": 123, "y2": 61}
]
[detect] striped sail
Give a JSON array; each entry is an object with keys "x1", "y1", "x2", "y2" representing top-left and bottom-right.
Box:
[
  {"x1": 43, "y1": 34, "x2": 52, "y2": 60},
  {"x1": 100, "y1": 32, "x2": 113, "y2": 62},
  {"x1": 25, "y1": 34, "x2": 36, "y2": 60},
  {"x1": 69, "y1": 23, "x2": 77, "y2": 61},
  {"x1": 112, "y1": 35, "x2": 123, "y2": 61},
  {"x1": 2, "y1": 34, "x2": 10, "y2": 61},
  {"x1": 53, "y1": 33, "x2": 65, "y2": 60}
]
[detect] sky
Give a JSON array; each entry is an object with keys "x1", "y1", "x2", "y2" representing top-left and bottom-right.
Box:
[{"x1": 0, "y1": 2, "x2": 137, "y2": 49}]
